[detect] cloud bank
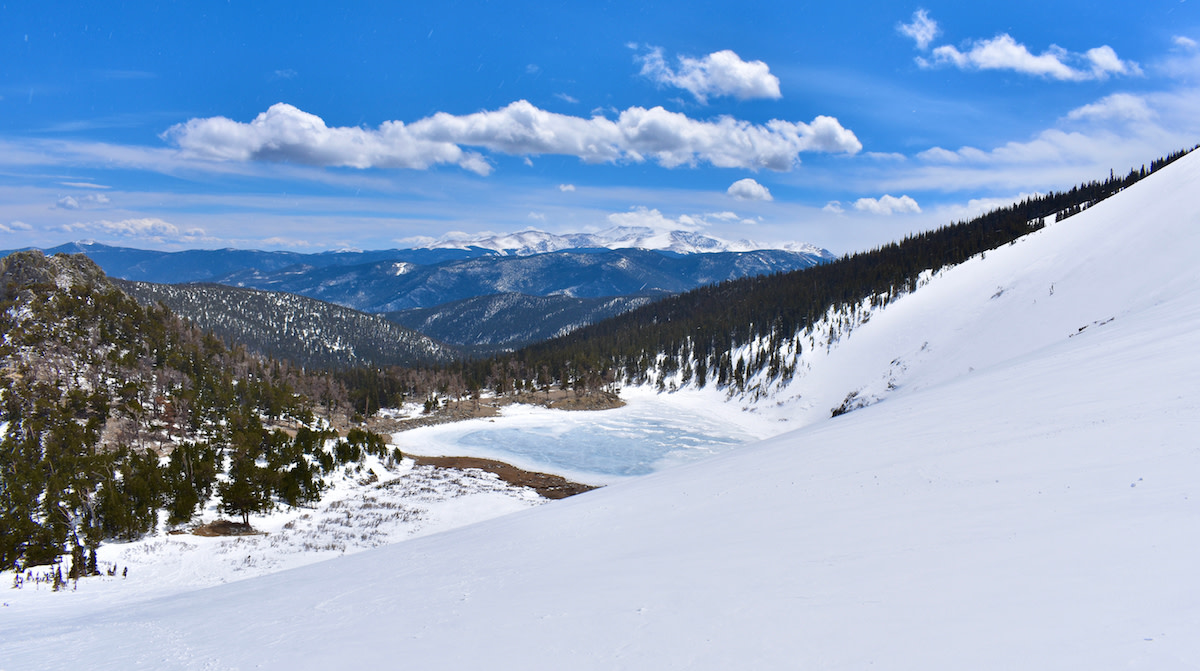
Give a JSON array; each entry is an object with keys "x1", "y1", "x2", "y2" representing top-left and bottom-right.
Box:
[
  {"x1": 57, "y1": 217, "x2": 211, "y2": 243},
  {"x1": 164, "y1": 101, "x2": 860, "y2": 174},
  {"x1": 636, "y1": 47, "x2": 782, "y2": 103}
]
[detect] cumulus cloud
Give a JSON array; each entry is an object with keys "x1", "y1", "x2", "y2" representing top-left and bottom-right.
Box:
[
  {"x1": 165, "y1": 101, "x2": 860, "y2": 174},
  {"x1": 636, "y1": 47, "x2": 782, "y2": 104},
  {"x1": 557, "y1": 183, "x2": 576, "y2": 192},
  {"x1": 921, "y1": 32, "x2": 1141, "y2": 81},
  {"x1": 1174, "y1": 36, "x2": 1198, "y2": 51},
  {"x1": 1, "y1": 220, "x2": 33, "y2": 233},
  {"x1": 58, "y1": 217, "x2": 210, "y2": 243},
  {"x1": 727, "y1": 177, "x2": 773, "y2": 201},
  {"x1": 853, "y1": 194, "x2": 921, "y2": 215},
  {"x1": 163, "y1": 103, "x2": 493, "y2": 175},
  {"x1": 1066, "y1": 93, "x2": 1154, "y2": 123},
  {"x1": 822, "y1": 201, "x2": 845, "y2": 214},
  {"x1": 898, "y1": 9, "x2": 939, "y2": 50},
  {"x1": 55, "y1": 193, "x2": 110, "y2": 209}
]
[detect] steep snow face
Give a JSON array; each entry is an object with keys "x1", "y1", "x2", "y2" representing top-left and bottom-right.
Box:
[
  {"x1": 714, "y1": 152, "x2": 1200, "y2": 434},
  {"x1": 4, "y1": 155, "x2": 1200, "y2": 669}
]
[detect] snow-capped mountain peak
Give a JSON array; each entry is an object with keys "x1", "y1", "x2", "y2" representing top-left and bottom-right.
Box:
[{"x1": 416, "y1": 225, "x2": 831, "y2": 257}]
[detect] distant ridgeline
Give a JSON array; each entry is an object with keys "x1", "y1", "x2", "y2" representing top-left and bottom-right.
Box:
[
  {"x1": 338, "y1": 146, "x2": 1196, "y2": 413},
  {"x1": 0, "y1": 251, "x2": 390, "y2": 576}
]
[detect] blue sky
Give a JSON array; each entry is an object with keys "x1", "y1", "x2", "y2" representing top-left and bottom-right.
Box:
[{"x1": 2, "y1": 1, "x2": 1198, "y2": 254}]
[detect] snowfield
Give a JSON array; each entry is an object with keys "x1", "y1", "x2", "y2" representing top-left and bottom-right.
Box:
[{"x1": 3, "y1": 153, "x2": 1200, "y2": 669}]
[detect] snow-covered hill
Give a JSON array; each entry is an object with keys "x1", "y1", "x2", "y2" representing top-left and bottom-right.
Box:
[{"x1": 4, "y1": 153, "x2": 1199, "y2": 669}]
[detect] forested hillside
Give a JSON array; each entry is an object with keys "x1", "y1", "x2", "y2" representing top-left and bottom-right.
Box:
[
  {"x1": 118, "y1": 280, "x2": 458, "y2": 369},
  {"x1": 0, "y1": 252, "x2": 391, "y2": 576},
  {"x1": 384, "y1": 292, "x2": 658, "y2": 352}
]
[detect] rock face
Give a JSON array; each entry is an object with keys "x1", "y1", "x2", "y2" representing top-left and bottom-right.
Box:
[{"x1": 0, "y1": 251, "x2": 111, "y2": 302}]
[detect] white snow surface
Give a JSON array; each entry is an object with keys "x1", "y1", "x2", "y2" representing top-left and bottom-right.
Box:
[{"x1": 4, "y1": 154, "x2": 1200, "y2": 668}]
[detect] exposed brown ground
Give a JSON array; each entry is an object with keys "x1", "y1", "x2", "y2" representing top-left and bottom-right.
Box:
[
  {"x1": 184, "y1": 519, "x2": 264, "y2": 536},
  {"x1": 408, "y1": 455, "x2": 600, "y2": 499},
  {"x1": 365, "y1": 387, "x2": 624, "y2": 434}
]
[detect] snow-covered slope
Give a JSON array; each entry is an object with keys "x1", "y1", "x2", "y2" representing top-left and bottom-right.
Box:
[{"x1": 4, "y1": 155, "x2": 1200, "y2": 669}]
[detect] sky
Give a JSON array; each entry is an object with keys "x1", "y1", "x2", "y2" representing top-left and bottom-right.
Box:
[{"x1": 2, "y1": 1, "x2": 1198, "y2": 255}]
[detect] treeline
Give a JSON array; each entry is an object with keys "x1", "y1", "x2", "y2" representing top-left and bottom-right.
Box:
[
  {"x1": 0, "y1": 252, "x2": 390, "y2": 574},
  {"x1": 331, "y1": 145, "x2": 1196, "y2": 411}
]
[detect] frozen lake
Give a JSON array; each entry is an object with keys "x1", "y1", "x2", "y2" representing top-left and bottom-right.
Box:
[{"x1": 391, "y1": 388, "x2": 775, "y2": 483}]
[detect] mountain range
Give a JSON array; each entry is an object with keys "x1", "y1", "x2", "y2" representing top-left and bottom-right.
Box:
[{"x1": 3, "y1": 229, "x2": 832, "y2": 351}]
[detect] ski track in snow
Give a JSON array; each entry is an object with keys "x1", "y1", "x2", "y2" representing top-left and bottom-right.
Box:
[{"x1": 4, "y1": 154, "x2": 1200, "y2": 668}]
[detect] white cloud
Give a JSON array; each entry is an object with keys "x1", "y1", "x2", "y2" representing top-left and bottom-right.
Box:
[
  {"x1": 555, "y1": 93, "x2": 580, "y2": 104},
  {"x1": 59, "y1": 181, "x2": 111, "y2": 189},
  {"x1": 1066, "y1": 93, "x2": 1154, "y2": 123},
  {"x1": 1, "y1": 220, "x2": 33, "y2": 233},
  {"x1": 823, "y1": 201, "x2": 845, "y2": 214},
  {"x1": 727, "y1": 178, "x2": 773, "y2": 201},
  {"x1": 853, "y1": 194, "x2": 921, "y2": 215},
  {"x1": 898, "y1": 9, "x2": 939, "y2": 50},
  {"x1": 916, "y1": 145, "x2": 990, "y2": 164},
  {"x1": 923, "y1": 34, "x2": 1141, "y2": 81},
  {"x1": 1173, "y1": 36, "x2": 1198, "y2": 51},
  {"x1": 707, "y1": 211, "x2": 741, "y2": 221},
  {"x1": 880, "y1": 85, "x2": 1200, "y2": 195},
  {"x1": 605, "y1": 206, "x2": 758, "y2": 232},
  {"x1": 558, "y1": 184, "x2": 576, "y2": 192},
  {"x1": 260, "y1": 236, "x2": 316, "y2": 248},
  {"x1": 607, "y1": 206, "x2": 691, "y2": 232},
  {"x1": 163, "y1": 103, "x2": 493, "y2": 175},
  {"x1": 58, "y1": 217, "x2": 211, "y2": 243},
  {"x1": 636, "y1": 47, "x2": 782, "y2": 104},
  {"x1": 528, "y1": 211, "x2": 546, "y2": 221},
  {"x1": 55, "y1": 193, "x2": 110, "y2": 209},
  {"x1": 165, "y1": 101, "x2": 860, "y2": 174},
  {"x1": 1084, "y1": 46, "x2": 1140, "y2": 79}
]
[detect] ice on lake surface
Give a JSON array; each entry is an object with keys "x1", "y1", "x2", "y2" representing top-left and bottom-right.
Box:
[{"x1": 394, "y1": 390, "x2": 767, "y2": 482}]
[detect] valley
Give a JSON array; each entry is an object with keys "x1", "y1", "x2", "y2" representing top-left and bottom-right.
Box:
[{"x1": 1, "y1": 148, "x2": 1198, "y2": 668}]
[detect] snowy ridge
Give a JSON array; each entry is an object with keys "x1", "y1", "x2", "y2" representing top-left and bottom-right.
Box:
[
  {"x1": 4, "y1": 153, "x2": 1200, "y2": 668},
  {"x1": 420, "y1": 225, "x2": 833, "y2": 257}
]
